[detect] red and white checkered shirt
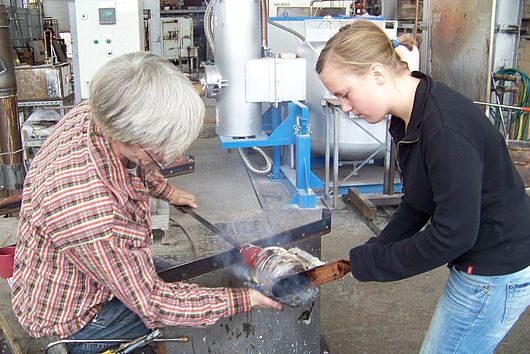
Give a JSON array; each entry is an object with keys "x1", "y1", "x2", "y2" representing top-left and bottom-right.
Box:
[{"x1": 11, "y1": 102, "x2": 250, "y2": 338}]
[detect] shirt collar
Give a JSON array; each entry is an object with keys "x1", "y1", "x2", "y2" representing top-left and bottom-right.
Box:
[{"x1": 87, "y1": 115, "x2": 149, "y2": 205}]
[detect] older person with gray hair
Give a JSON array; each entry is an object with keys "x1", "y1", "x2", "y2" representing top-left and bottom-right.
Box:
[{"x1": 11, "y1": 52, "x2": 281, "y2": 354}]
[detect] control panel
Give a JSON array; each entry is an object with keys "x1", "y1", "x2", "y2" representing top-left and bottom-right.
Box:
[{"x1": 74, "y1": 0, "x2": 144, "y2": 99}]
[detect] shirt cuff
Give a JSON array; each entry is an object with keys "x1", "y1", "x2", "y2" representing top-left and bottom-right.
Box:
[
  {"x1": 147, "y1": 176, "x2": 174, "y2": 201},
  {"x1": 225, "y1": 288, "x2": 251, "y2": 315}
]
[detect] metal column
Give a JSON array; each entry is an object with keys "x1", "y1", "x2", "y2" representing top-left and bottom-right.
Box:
[{"x1": 0, "y1": 5, "x2": 24, "y2": 195}]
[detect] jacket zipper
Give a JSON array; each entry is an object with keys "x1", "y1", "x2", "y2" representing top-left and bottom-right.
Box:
[{"x1": 395, "y1": 137, "x2": 420, "y2": 184}]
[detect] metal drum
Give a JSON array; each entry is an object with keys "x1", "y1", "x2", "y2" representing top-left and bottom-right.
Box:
[{"x1": 213, "y1": 0, "x2": 262, "y2": 137}]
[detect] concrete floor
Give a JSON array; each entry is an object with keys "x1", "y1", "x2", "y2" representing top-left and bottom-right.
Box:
[{"x1": 0, "y1": 125, "x2": 529, "y2": 353}]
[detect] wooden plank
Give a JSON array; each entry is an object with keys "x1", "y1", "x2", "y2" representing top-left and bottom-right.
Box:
[
  {"x1": 346, "y1": 188, "x2": 376, "y2": 220},
  {"x1": 0, "y1": 312, "x2": 24, "y2": 354},
  {"x1": 365, "y1": 193, "x2": 403, "y2": 207}
]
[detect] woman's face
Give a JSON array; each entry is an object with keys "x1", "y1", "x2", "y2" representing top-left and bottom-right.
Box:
[{"x1": 319, "y1": 61, "x2": 389, "y2": 124}]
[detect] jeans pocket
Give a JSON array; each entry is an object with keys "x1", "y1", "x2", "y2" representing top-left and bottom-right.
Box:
[
  {"x1": 88, "y1": 299, "x2": 121, "y2": 329},
  {"x1": 503, "y1": 280, "x2": 530, "y2": 324},
  {"x1": 447, "y1": 267, "x2": 490, "y2": 315}
]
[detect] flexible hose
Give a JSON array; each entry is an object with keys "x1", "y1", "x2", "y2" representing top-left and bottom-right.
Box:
[
  {"x1": 204, "y1": 0, "x2": 216, "y2": 53},
  {"x1": 267, "y1": 20, "x2": 319, "y2": 55},
  {"x1": 239, "y1": 147, "x2": 272, "y2": 175},
  {"x1": 260, "y1": 0, "x2": 268, "y2": 50},
  {"x1": 267, "y1": 20, "x2": 306, "y2": 42}
]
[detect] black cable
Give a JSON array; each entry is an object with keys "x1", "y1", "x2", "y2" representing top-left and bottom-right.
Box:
[{"x1": 169, "y1": 217, "x2": 197, "y2": 258}]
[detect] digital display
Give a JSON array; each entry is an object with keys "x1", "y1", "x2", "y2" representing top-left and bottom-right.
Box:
[{"x1": 98, "y1": 8, "x2": 116, "y2": 25}]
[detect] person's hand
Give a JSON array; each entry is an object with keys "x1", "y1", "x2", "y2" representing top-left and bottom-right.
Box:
[
  {"x1": 169, "y1": 188, "x2": 198, "y2": 208},
  {"x1": 249, "y1": 289, "x2": 283, "y2": 311}
]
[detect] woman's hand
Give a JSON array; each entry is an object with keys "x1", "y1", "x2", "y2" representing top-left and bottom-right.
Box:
[{"x1": 249, "y1": 289, "x2": 283, "y2": 311}]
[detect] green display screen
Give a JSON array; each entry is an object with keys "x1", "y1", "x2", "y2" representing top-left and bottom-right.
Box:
[
  {"x1": 98, "y1": 8, "x2": 116, "y2": 25},
  {"x1": 101, "y1": 9, "x2": 113, "y2": 17}
]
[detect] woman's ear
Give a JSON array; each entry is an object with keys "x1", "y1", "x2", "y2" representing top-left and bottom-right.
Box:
[{"x1": 369, "y1": 63, "x2": 386, "y2": 85}]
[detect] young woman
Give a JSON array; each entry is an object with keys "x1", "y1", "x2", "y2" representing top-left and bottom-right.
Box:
[{"x1": 316, "y1": 19, "x2": 530, "y2": 353}]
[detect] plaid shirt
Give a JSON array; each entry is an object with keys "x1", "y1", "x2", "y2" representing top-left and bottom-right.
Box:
[{"x1": 11, "y1": 102, "x2": 250, "y2": 338}]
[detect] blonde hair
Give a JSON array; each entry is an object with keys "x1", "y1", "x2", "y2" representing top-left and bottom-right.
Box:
[
  {"x1": 90, "y1": 52, "x2": 204, "y2": 164},
  {"x1": 316, "y1": 20, "x2": 416, "y2": 75}
]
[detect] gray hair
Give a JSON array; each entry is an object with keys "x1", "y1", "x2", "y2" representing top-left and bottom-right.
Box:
[{"x1": 89, "y1": 52, "x2": 204, "y2": 163}]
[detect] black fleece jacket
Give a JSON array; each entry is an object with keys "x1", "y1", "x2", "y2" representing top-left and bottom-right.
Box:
[{"x1": 350, "y1": 72, "x2": 530, "y2": 282}]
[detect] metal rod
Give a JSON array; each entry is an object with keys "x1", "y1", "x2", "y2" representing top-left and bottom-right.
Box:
[
  {"x1": 44, "y1": 337, "x2": 190, "y2": 354},
  {"x1": 333, "y1": 107, "x2": 339, "y2": 208},
  {"x1": 175, "y1": 206, "x2": 241, "y2": 248},
  {"x1": 474, "y1": 101, "x2": 529, "y2": 111},
  {"x1": 324, "y1": 105, "x2": 330, "y2": 198}
]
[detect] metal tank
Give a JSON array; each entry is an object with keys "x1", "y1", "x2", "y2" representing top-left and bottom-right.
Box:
[
  {"x1": 0, "y1": 5, "x2": 24, "y2": 195},
  {"x1": 209, "y1": 0, "x2": 262, "y2": 137},
  {"x1": 296, "y1": 40, "x2": 387, "y2": 160},
  {"x1": 268, "y1": 18, "x2": 389, "y2": 161}
]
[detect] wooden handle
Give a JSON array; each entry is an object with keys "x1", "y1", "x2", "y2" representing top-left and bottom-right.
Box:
[
  {"x1": 0, "y1": 195, "x2": 22, "y2": 209},
  {"x1": 271, "y1": 260, "x2": 351, "y2": 298}
]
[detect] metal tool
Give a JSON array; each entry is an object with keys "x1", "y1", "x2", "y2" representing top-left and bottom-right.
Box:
[
  {"x1": 44, "y1": 331, "x2": 189, "y2": 354},
  {"x1": 160, "y1": 208, "x2": 331, "y2": 283},
  {"x1": 175, "y1": 205, "x2": 241, "y2": 247},
  {"x1": 271, "y1": 259, "x2": 351, "y2": 298}
]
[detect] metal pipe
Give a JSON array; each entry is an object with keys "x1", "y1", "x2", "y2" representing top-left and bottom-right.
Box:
[
  {"x1": 204, "y1": 0, "x2": 215, "y2": 53},
  {"x1": 333, "y1": 107, "x2": 339, "y2": 208},
  {"x1": 486, "y1": 0, "x2": 498, "y2": 102},
  {"x1": 267, "y1": 20, "x2": 306, "y2": 42},
  {"x1": 267, "y1": 20, "x2": 319, "y2": 54},
  {"x1": 0, "y1": 4, "x2": 24, "y2": 195},
  {"x1": 260, "y1": 0, "x2": 268, "y2": 52}
]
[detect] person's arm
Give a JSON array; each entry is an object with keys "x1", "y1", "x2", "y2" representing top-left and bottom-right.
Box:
[
  {"x1": 365, "y1": 197, "x2": 430, "y2": 245},
  {"x1": 350, "y1": 128, "x2": 482, "y2": 282},
  {"x1": 144, "y1": 171, "x2": 198, "y2": 208},
  {"x1": 62, "y1": 225, "x2": 279, "y2": 328}
]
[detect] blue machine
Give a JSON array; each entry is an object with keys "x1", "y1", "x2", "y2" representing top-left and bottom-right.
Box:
[{"x1": 219, "y1": 102, "x2": 323, "y2": 208}]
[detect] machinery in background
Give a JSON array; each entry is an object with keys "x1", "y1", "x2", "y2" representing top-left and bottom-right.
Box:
[
  {"x1": 160, "y1": 16, "x2": 198, "y2": 73},
  {"x1": 0, "y1": 5, "x2": 25, "y2": 196},
  {"x1": 69, "y1": 0, "x2": 144, "y2": 101},
  {"x1": 268, "y1": 17, "x2": 396, "y2": 162},
  {"x1": 268, "y1": 0, "x2": 381, "y2": 17},
  {"x1": 202, "y1": 0, "x2": 323, "y2": 208},
  {"x1": 161, "y1": 16, "x2": 193, "y2": 59},
  {"x1": 144, "y1": 0, "x2": 207, "y2": 75}
]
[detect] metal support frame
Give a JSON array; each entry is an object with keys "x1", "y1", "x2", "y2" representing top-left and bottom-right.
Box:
[
  {"x1": 323, "y1": 99, "x2": 401, "y2": 208},
  {"x1": 219, "y1": 101, "x2": 323, "y2": 208}
]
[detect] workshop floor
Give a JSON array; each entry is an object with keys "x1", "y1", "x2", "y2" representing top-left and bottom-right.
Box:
[{"x1": 0, "y1": 119, "x2": 528, "y2": 353}]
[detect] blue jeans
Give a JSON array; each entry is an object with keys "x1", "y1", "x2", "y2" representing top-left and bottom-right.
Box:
[
  {"x1": 67, "y1": 298, "x2": 150, "y2": 354},
  {"x1": 420, "y1": 264, "x2": 530, "y2": 354},
  {"x1": 67, "y1": 257, "x2": 177, "y2": 354}
]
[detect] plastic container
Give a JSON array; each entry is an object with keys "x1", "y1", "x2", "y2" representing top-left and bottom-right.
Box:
[{"x1": 0, "y1": 246, "x2": 15, "y2": 279}]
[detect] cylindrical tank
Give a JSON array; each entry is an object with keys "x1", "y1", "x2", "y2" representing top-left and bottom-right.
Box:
[
  {"x1": 0, "y1": 5, "x2": 24, "y2": 194},
  {"x1": 213, "y1": 0, "x2": 262, "y2": 137},
  {"x1": 296, "y1": 41, "x2": 387, "y2": 160}
]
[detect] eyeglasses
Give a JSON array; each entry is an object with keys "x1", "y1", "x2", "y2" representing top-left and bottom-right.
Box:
[{"x1": 143, "y1": 149, "x2": 171, "y2": 170}]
